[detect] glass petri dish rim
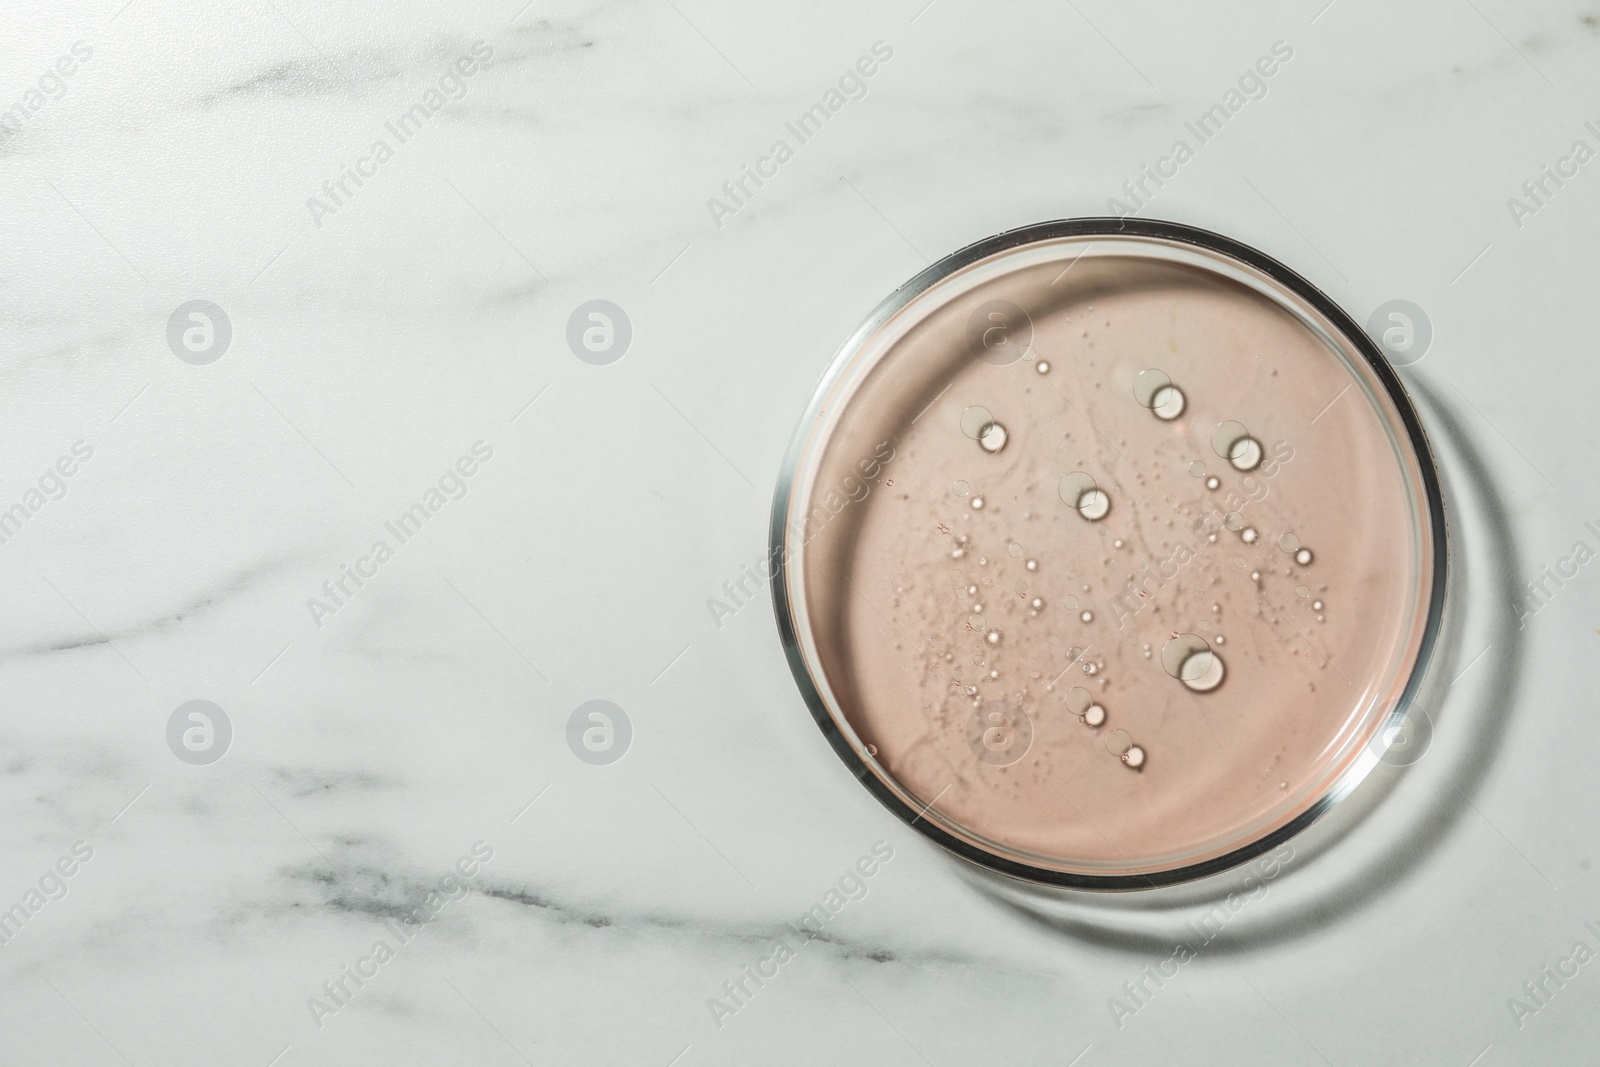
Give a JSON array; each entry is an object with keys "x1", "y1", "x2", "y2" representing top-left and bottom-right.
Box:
[{"x1": 768, "y1": 216, "x2": 1449, "y2": 891}]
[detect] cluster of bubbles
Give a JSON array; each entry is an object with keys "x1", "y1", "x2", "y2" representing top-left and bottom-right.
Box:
[{"x1": 1062, "y1": 686, "x2": 1144, "y2": 769}]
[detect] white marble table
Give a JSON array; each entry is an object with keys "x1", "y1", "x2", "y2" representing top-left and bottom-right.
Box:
[{"x1": 1, "y1": 0, "x2": 1597, "y2": 1063}]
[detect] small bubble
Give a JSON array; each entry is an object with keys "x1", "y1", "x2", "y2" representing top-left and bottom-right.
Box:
[
  {"x1": 1162, "y1": 633, "x2": 1225, "y2": 692},
  {"x1": 1215, "y1": 634, "x2": 1225, "y2": 645},
  {"x1": 1317, "y1": 614, "x2": 1325, "y2": 622},
  {"x1": 951, "y1": 548, "x2": 965, "y2": 559},
  {"x1": 1212, "y1": 421, "x2": 1263, "y2": 471},
  {"x1": 1297, "y1": 585, "x2": 1311, "y2": 598},
  {"x1": 1026, "y1": 559, "x2": 1038, "y2": 571},
  {"x1": 1225, "y1": 512, "x2": 1244, "y2": 531},
  {"x1": 1205, "y1": 476, "x2": 1220, "y2": 490},
  {"x1": 1123, "y1": 745, "x2": 1146, "y2": 769},
  {"x1": 1279, "y1": 533, "x2": 1300, "y2": 553},
  {"x1": 1135, "y1": 370, "x2": 1185, "y2": 419},
  {"x1": 1242, "y1": 528, "x2": 1258, "y2": 543},
  {"x1": 986, "y1": 630, "x2": 1000, "y2": 644},
  {"x1": 866, "y1": 744, "x2": 877, "y2": 756},
  {"x1": 1059, "y1": 471, "x2": 1109, "y2": 521},
  {"x1": 1312, "y1": 600, "x2": 1324, "y2": 611},
  {"x1": 1084, "y1": 704, "x2": 1106, "y2": 727},
  {"x1": 969, "y1": 614, "x2": 986, "y2": 630},
  {"x1": 1080, "y1": 610, "x2": 1094, "y2": 623},
  {"x1": 971, "y1": 496, "x2": 985, "y2": 510},
  {"x1": 1031, "y1": 597, "x2": 1044, "y2": 610},
  {"x1": 979, "y1": 422, "x2": 1009, "y2": 453},
  {"x1": 1113, "y1": 538, "x2": 1124, "y2": 548},
  {"x1": 1105, "y1": 729, "x2": 1133, "y2": 757},
  {"x1": 1014, "y1": 581, "x2": 1028, "y2": 595},
  {"x1": 1296, "y1": 548, "x2": 1314, "y2": 566},
  {"x1": 1008, "y1": 543, "x2": 1022, "y2": 557},
  {"x1": 1036, "y1": 361, "x2": 1051, "y2": 374},
  {"x1": 1190, "y1": 461, "x2": 1207, "y2": 477},
  {"x1": 1279, "y1": 781, "x2": 1288, "y2": 790},
  {"x1": 1064, "y1": 594, "x2": 1079, "y2": 610},
  {"x1": 953, "y1": 480, "x2": 970, "y2": 496},
  {"x1": 967, "y1": 584, "x2": 977, "y2": 595},
  {"x1": 960, "y1": 406, "x2": 994, "y2": 439}
]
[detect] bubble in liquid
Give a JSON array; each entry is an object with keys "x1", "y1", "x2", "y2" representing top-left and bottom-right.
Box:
[
  {"x1": 1296, "y1": 548, "x2": 1314, "y2": 566},
  {"x1": 1225, "y1": 512, "x2": 1244, "y2": 531},
  {"x1": 953, "y1": 480, "x2": 970, "y2": 496},
  {"x1": 1162, "y1": 633, "x2": 1226, "y2": 692},
  {"x1": 960, "y1": 406, "x2": 994, "y2": 439},
  {"x1": 1080, "y1": 610, "x2": 1094, "y2": 623},
  {"x1": 866, "y1": 743, "x2": 877, "y2": 756},
  {"x1": 1205, "y1": 476, "x2": 1220, "y2": 490},
  {"x1": 986, "y1": 630, "x2": 1000, "y2": 644},
  {"x1": 1279, "y1": 533, "x2": 1300, "y2": 553},
  {"x1": 1241, "y1": 527, "x2": 1259, "y2": 544},
  {"x1": 1064, "y1": 594, "x2": 1079, "y2": 610},
  {"x1": 1296, "y1": 586, "x2": 1311, "y2": 599},
  {"x1": 1211, "y1": 421, "x2": 1263, "y2": 471},
  {"x1": 1190, "y1": 461, "x2": 1207, "y2": 477},
  {"x1": 1036, "y1": 361, "x2": 1051, "y2": 374},
  {"x1": 1031, "y1": 597, "x2": 1044, "y2": 610},
  {"x1": 968, "y1": 614, "x2": 986, "y2": 631},
  {"x1": 979, "y1": 422, "x2": 1009, "y2": 453},
  {"x1": 1084, "y1": 704, "x2": 1106, "y2": 727},
  {"x1": 1105, "y1": 729, "x2": 1133, "y2": 757},
  {"x1": 1123, "y1": 745, "x2": 1146, "y2": 769},
  {"x1": 1059, "y1": 471, "x2": 1110, "y2": 521},
  {"x1": 1134, "y1": 369, "x2": 1186, "y2": 419},
  {"x1": 1026, "y1": 559, "x2": 1038, "y2": 571},
  {"x1": 971, "y1": 496, "x2": 985, "y2": 510},
  {"x1": 1063, "y1": 687, "x2": 1091, "y2": 716},
  {"x1": 1312, "y1": 600, "x2": 1324, "y2": 611},
  {"x1": 1113, "y1": 538, "x2": 1123, "y2": 548},
  {"x1": 1008, "y1": 543, "x2": 1022, "y2": 557}
]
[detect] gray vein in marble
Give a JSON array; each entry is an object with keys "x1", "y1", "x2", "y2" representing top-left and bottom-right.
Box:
[
  {"x1": 187, "y1": 22, "x2": 595, "y2": 110},
  {"x1": 4, "y1": 557, "x2": 298, "y2": 663},
  {"x1": 278, "y1": 851, "x2": 1068, "y2": 983}
]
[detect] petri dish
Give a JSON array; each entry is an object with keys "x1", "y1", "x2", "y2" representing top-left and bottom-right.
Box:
[{"x1": 769, "y1": 218, "x2": 1446, "y2": 889}]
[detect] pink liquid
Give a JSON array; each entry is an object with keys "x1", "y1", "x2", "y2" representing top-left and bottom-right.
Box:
[{"x1": 791, "y1": 247, "x2": 1436, "y2": 875}]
